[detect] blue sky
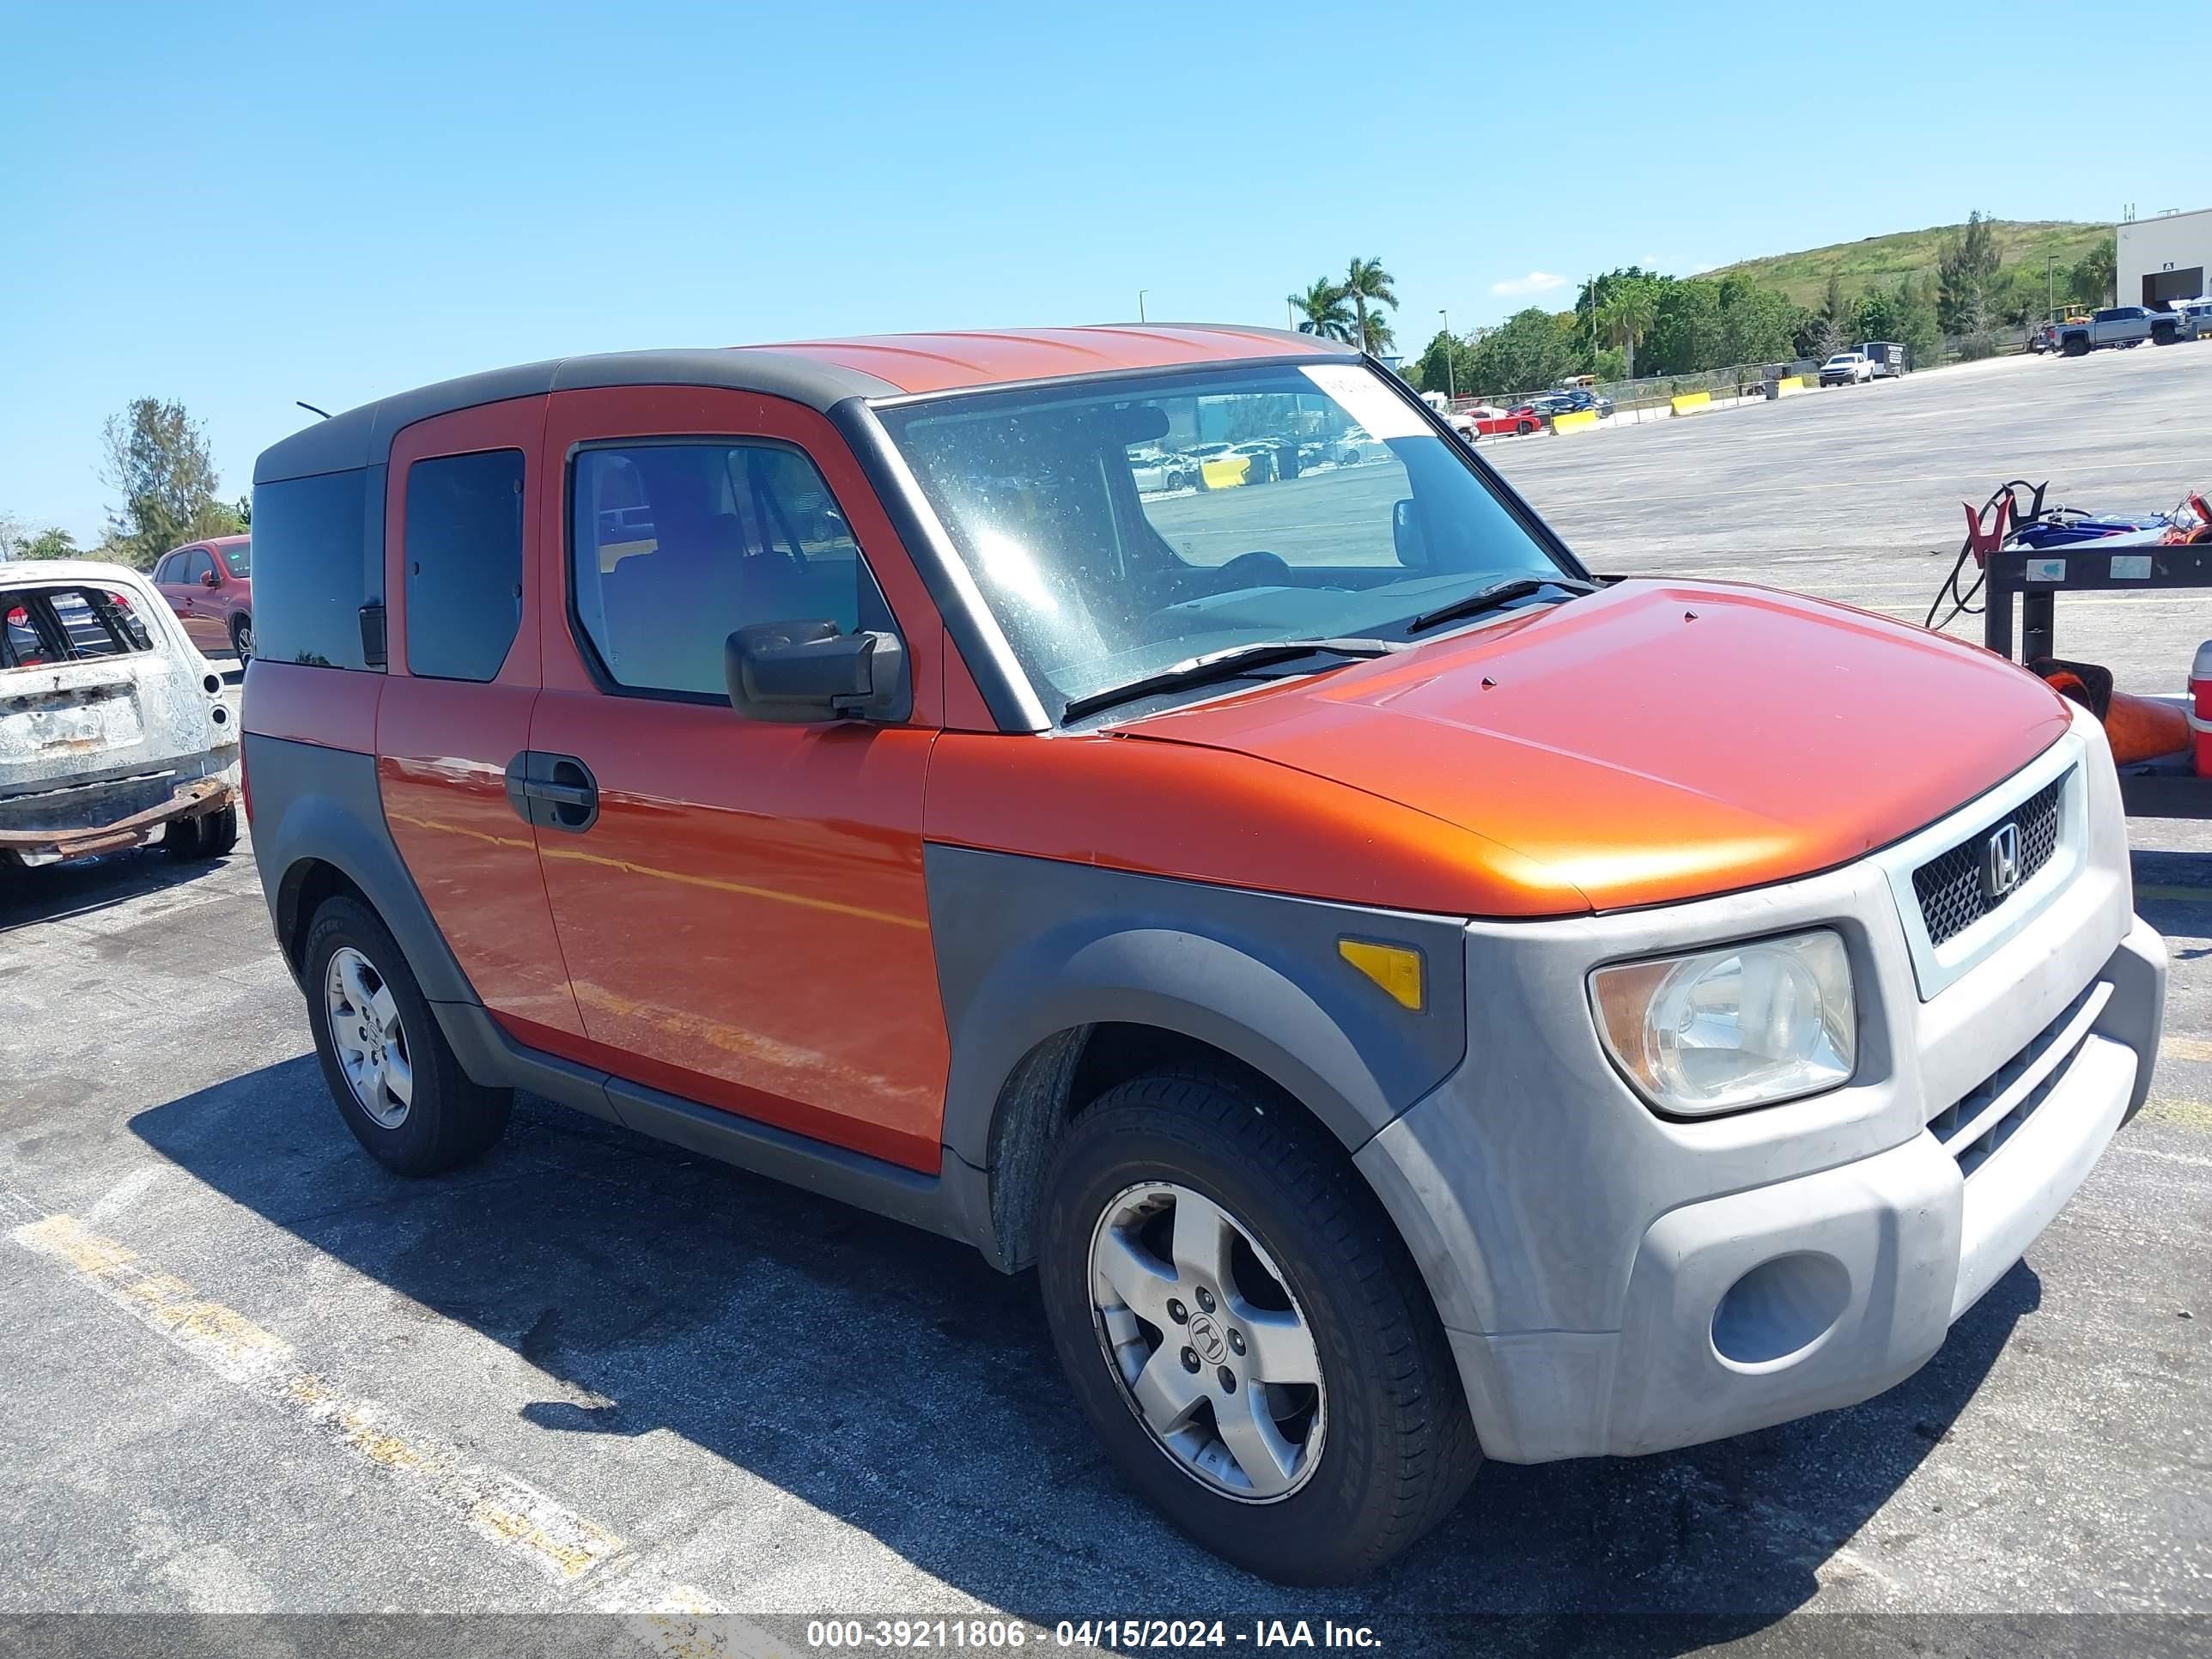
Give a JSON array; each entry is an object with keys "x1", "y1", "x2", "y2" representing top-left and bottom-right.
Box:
[{"x1": 0, "y1": 0, "x2": 2133, "y2": 544}]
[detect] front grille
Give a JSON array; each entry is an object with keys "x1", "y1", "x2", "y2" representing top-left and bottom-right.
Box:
[
  {"x1": 1925, "y1": 980, "x2": 2106, "y2": 1177},
  {"x1": 1911, "y1": 775, "x2": 2064, "y2": 947}
]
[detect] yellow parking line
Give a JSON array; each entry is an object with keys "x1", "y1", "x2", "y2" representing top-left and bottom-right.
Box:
[
  {"x1": 9, "y1": 1212, "x2": 625, "y2": 1584},
  {"x1": 2157, "y1": 1036, "x2": 2212, "y2": 1063}
]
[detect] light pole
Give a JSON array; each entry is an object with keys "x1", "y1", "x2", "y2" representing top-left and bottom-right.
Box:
[
  {"x1": 1138, "y1": 289, "x2": 1148, "y2": 324},
  {"x1": 2046, "y1": 256, "x2": 2055, "y2": 320},
  {"x1": 1438, "y1": 308, "x2": 1455, "y2": 401}
]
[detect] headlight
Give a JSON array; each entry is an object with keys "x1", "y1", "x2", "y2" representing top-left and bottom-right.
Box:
[{"x1": 1589, "y1": 929, "x2": 1855, "y2": 1117}]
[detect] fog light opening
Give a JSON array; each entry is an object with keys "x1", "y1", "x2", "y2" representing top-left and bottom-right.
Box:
[{"x1": 1711, "y1": 1252, "x2": 1851, "y2": 1370}]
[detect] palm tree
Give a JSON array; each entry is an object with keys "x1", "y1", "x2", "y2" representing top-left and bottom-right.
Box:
[
  {"x1": 1358, "y1": 313, "x2": 1397, "y2": 356},
  {"x1": 1598, "y1": 280, "x2": 1659, "y2": 381},
  {"x1": 1342, "y1": 258, "x2": 1400, "y2": 356},
  {"x1": 1288, "y1": 278, "x2": 1355, "y2": 342}
]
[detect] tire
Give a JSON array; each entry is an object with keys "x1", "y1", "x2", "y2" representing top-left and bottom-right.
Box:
[
  {"x1": 162, "y1": 804, "x2": 239, "y2": 860},
  {"x1": 303, "y1": 895, "x2": 513, "y2": 1175},
  {"x1": 230, "y1": 614, "x2": 252, "y2": 659},
  {"x1": 2062, "y1": 336, "x2": 2090, "y2": 357},
  {"x1": 2154, "y1": 325, "x2": 2178, "y2": 347},
  {"x1": 1515, "y1": 420, "x2": 1534, "y2": 435},
  {"x1": 1038, "y1": 1067, "x2": 1480, "y2": 1583}
]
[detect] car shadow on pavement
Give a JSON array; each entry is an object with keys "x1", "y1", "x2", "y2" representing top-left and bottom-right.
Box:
[
  {"x1": 131, "y1": 1060, "x2": 2027, "y2": 1650},
  {"x1": 0, "y1": 843, "x2": 233, "y2": 933}
]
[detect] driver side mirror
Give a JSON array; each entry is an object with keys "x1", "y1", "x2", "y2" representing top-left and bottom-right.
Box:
[
  {"x1": 725, "y1": 619, "x2": 911, "y2": 725},
  {"x1": 199, "y1": 568, "x2": 222, "y2": 588},
  {"x1": 1392, "y1": 498, "x2": 1430, "y2": 568}
]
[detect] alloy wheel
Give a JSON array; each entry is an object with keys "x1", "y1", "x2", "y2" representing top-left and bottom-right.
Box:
[
  {"x1": 325, "y1": 946, "x2": 413, "y2": 1128},
  {"x1": 1087, "y1": 1181, "x2": 1327, "y2": 1502}
]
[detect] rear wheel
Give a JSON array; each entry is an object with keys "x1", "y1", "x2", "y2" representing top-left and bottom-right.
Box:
[
  {"x1": 162, "y1": 804, "x2": 239, "y2": 860},
  {"x1": 2062, "y1": 335, "x2": 2090, "y2": 357},
  {"x1": 304, "y1": 895, "x2": 512, "y2": 1174},
  {"x1": 230, "y1": 614, "x2": 253, "y2": 659},
  {"x1": 1038, "y1": 1067, "x2": 1480, "y2": 1583}
]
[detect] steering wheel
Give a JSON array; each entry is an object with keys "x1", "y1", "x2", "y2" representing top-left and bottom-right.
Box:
[{"x1": 1206, "y1": 550, "x2": 1291, "y2": 593}]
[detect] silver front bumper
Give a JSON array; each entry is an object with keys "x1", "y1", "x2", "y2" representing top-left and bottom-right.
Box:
[{"x1": 1358, "y1": 720, "x2": 2166, "y2": 1463}]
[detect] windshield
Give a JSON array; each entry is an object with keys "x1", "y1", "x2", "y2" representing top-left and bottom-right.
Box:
[
  {"x1": 877, "y1": 361, "x2": 1574, "y2": 719},
  {"x1": 218, "y1": 541, "x2": 251, "y2": 577}
]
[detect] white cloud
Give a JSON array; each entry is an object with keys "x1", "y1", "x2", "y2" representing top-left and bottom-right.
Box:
[{"x1": 1489, "y1": 270, "x2": 1570, "y2": 298}]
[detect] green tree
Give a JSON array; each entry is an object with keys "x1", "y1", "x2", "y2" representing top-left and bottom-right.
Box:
[
  {"x1": 1645, "y1": 278, "x2": 1723, "y2": 374},
  {"x1": 1467, "y1": 307, "x2": 1583, "y2": 398},
  {"x1": 1287, "y1": 277, "x2": 1354, "y2": 342},
  {"x1": 2070, "y1": 234, "x2": 2117, "y2": 308},
  {"x1": 1596, "y1": 278, "x2": 1660, "y2": 380},
  {"x1": 1936, "y1": 210, "x2": 2002, "y2": 334},
  {"x1": 1717, "y1": 277, "x2": 1800, "y2": 367},
  {"x1": 100, "y1": 397, "x2": 239, "y2": 569},
  {"x1": 1342, "y1": 257, "x2": 1399, "y2": 355},
  {"x1": 22, "y1": 527, "x2": 81, "y2": 560},
  {"x1": 1413, "y1": 329, "x2": 1476, "y2": 398},
  {"x1": 1814, "y1": 270, "x2": 1857, "y2": 356}
]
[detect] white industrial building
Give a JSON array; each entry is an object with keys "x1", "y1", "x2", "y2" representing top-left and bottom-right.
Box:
[{"x1": 2118, "y1": 206, "x2": 2211, "y2": 308}]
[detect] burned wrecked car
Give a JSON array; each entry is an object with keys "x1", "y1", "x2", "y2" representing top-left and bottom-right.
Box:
[{"x1": 1, "y1": 560, "x2": 240, "y2": 869}]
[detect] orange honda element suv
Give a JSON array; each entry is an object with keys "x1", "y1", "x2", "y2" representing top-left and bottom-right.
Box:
[{"x1": 245, "y1": 328, "x2": 2165, "y2": 1583}]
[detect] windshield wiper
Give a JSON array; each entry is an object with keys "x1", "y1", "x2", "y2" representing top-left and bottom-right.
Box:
[
  {"x1": 1407, "y1": 574, "x2": 1596, "y2": 635},
  {"x1": 1061, "y1": 637, "x2": 1409, "y2": 724}
]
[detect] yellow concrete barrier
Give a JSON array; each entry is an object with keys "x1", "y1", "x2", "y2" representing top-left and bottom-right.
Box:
[
  {"x1": 1669, "y1": 391, "x2": 1712, "y2": 416},
  {"x1": 1200, "y1": 456, "x2": 1251, "y2": 489},
  {"x1": 1772, "y1": 376, "x2": 1807, "y2": 398},
  {"x1": 1550, "y1": 409, "x2": 1599, "y2": 434}
]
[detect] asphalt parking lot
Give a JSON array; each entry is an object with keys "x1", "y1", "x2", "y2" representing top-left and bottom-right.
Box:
[{"x1": 3, "y1": 348, "x2": 2211, "y2": 1657}]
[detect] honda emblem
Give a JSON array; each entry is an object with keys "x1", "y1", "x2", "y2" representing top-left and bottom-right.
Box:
[{"x1": 1984, "y1": 822, "x2": 2022, "y2": 900}]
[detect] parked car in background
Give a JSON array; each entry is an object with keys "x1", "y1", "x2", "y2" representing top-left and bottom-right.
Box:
[
  {"x1": 1464, "y1": 404, "x2": 1544, "y2": 437},
  {"x1": 152, "y1": 534, "x2": 255, "y2": 659},
  {"x1": 244, "y1": 323, "x2": 2164, "y2": 1584},
  {"x1": 1819, "y1": 352, "x2": 1875, "y2": 386},
  {"x1": 2171, "y1": 298, "x2": 2212, "y2": 341},
  {"x1": 1128, "y1": 449, "x2": 1196, "y2": 494},
  {"x1": 1331, "y1": 425, "x2": 1391, "y2": 465},
  {"x1": 2051, "y1": 307, "x2": 2185, "y2": 356},
  {"x1": 1547, "y1": 387, "x2": 1615, "y2": 418},
  {"x1": 2, "y1": 560, "x2": 240, "y2": 871}
]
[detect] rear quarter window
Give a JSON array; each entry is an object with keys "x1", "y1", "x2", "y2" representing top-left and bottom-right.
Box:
[
  {"x1": 404, "y1": 449, "x2": 525, "y2": 683},
  {"x1": 252, "y1": 468, "x2": 382, "y2": 670}
]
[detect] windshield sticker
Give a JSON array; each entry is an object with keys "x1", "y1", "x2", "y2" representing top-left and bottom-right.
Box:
[{"x1": 1297, "y1": 365, "x2": 1426, "y2": 440}]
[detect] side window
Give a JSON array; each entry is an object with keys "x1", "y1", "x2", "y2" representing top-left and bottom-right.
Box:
[
  {"x1": 569, "y1": 441, "x2": 892, "y2": 700},
  {"x1": 182, "y1": 549, "x2": 216, "y2": 584},
  {"x1": 404, "y1": 449, "x2": 525, "y2": 683},
  {"x1": 252, "y1": 467, "x2": 380, "y2": 670},
  {"x1": 152, "y1": 554, "x2": 177, "y2": 585}
]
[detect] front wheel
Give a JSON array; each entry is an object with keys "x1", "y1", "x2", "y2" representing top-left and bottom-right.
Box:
[
  {"x1": 230, "y1": 615, "x2": 252, "y2": 659},
  {"x1": 1038, "y1": 1068, "x2": 1480, "y2": 1583}
]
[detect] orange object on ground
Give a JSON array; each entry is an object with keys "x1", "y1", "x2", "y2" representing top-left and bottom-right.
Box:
[{"x1": 2031, "y1": 655, "x2": 2191, "y2": 766}]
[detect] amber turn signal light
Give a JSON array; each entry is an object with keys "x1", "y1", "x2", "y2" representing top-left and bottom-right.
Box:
[{"x1": 1338, "y1": 939, "x2": 1425, "y2": 1012}]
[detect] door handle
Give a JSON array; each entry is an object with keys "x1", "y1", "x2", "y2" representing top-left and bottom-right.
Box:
[
  {"x1": 521, "y1": 779, "x2": 593, "y2": 808},
  {"x1": 503, "y1": 752, "x2": 599, "y2": 833}
]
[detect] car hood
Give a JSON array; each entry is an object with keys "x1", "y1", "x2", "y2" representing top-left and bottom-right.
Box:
[{"x1": 1113, "y1": 580, "x2": 2074, "y2": 912}]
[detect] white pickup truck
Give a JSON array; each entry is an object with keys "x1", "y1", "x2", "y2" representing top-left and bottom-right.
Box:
[{"x1": 2051, "y1": 306, "x2": 2188, "y2": 356}]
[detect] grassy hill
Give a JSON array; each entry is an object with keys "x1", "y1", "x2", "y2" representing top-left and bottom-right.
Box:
[{"x1": 1704, "y1": 219, "x2": 2108, "y2": 306}]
